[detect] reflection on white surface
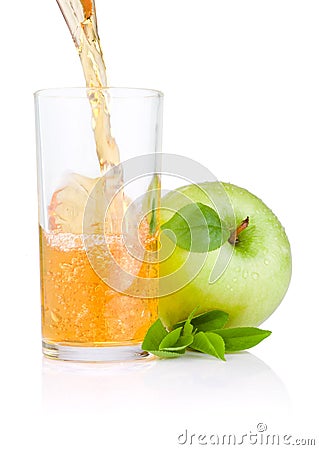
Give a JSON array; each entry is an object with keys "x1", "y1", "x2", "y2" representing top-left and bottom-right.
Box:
[{"x1": 42, "y1": 351, "x2": 290, "y2": 418}]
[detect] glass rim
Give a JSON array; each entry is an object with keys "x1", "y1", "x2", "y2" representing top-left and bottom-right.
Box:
[{"x1": 34, "y1": 86, "x2": 164, "y2": 99}]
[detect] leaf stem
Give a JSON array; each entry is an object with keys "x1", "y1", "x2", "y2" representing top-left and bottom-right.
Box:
[{"x1": 228, "y1": 216, "x2": 249, "y2": 245}]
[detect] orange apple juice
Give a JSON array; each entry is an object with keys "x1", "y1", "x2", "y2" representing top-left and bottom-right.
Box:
[{"x1": 40, "y1": 226, "x2": 158, "y2": 345}]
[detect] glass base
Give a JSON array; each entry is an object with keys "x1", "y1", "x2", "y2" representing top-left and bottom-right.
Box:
[{"x1": 42, "y1": 340, "x2": 153, "y2": 363}]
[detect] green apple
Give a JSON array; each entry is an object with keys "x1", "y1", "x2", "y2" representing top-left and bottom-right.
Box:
[{"x1": 158, "y1": 182, "x2": 292, "y2": 329}]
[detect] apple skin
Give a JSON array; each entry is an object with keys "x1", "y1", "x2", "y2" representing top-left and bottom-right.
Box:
[{"x1": 158, "y1": 182, "x2": 292, "y2": 329}]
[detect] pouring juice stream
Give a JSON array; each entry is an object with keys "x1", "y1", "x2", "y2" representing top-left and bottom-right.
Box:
[{"x1": 57, "y1": 0, "x2": 120, "y2": 172}]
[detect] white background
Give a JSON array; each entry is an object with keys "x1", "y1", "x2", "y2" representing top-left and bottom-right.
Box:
[{"x1": 1, "y1": 1, "x2": 318, "y2": 448}]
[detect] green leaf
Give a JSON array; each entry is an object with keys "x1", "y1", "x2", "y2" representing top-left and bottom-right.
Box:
[
  {"x1": 159, "y1": 327, "x2": 182, "y2": 350},
  {"x1": 150, "y1": 349, "x2": 185, "y2": 359},
  {"x1": 174, "y1": 309, "x2": 229, "y2": 332},
  {"x1": 190, "y1": 331, "x2": 226, "y2": 361},
  {"x1": 183, "y1": 320, "x2": 194, "y2": 336},
  {"x1": 187, "y1": 306, "x2": 200, "y2": 322},
  {"x1": 213, "y1": 327, "x2": 272, "y2": 352},
  {"x1": 172, "y1": 306, "x2": 199, "y2": 335},
  {"x1": 142, "y1": 310, "x2": 272, "y2": 361},
  {"x1": 161, "y1": 335, "x2": 194, "y2": 351},
  {"x1": 192, "y1": 310, "x2": 229, "y2": 331},
  {"x1": 182, "y1": 306, "x2": 199, "y2": 336},
  {"x1": 142, "y1": 319, "x2": 168, "y2": 351},
  {"x1": 182, "y1": 320, "x2": 194, "y2": 336},
  {"x1": 161, "y1": 202, "x2": 228, "y2": 253}
]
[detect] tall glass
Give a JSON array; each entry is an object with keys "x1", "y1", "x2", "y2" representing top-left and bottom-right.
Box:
[{"x1": 35, "y1": 87, "x2": 163, "y2": 362}]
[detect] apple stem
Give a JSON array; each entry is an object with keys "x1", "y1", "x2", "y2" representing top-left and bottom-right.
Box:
[{"x1": 228, "y1": 216, "x2": 250, "y2": 245}]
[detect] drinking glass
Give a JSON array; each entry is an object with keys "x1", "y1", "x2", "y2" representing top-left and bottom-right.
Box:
[{"x1": 35, "y1": 87, "x2": 163, "y2": 362}]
